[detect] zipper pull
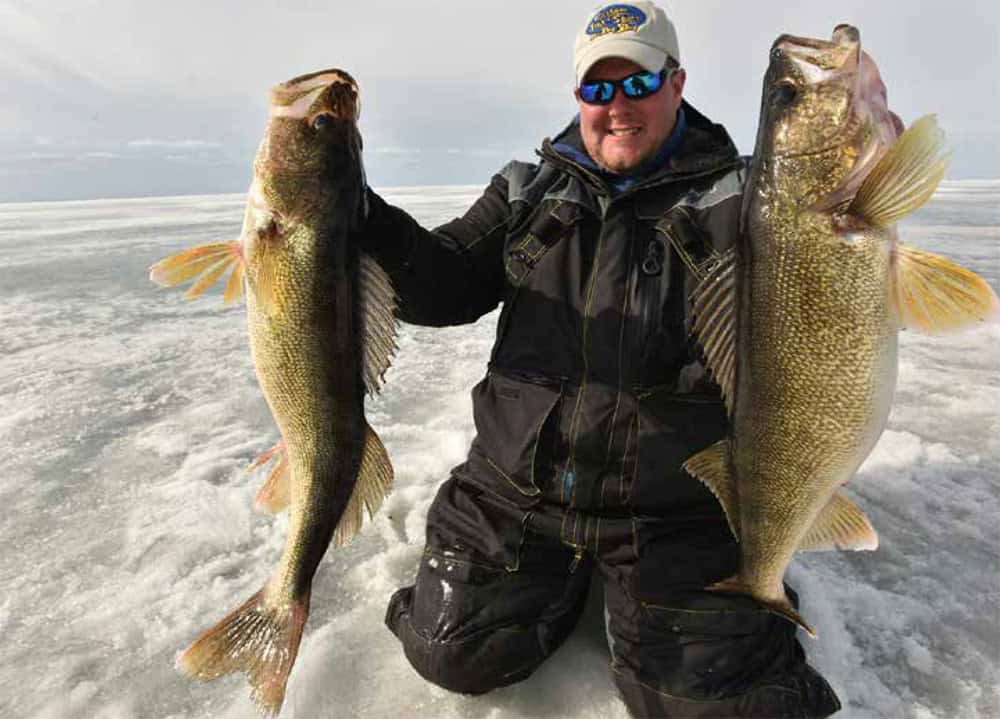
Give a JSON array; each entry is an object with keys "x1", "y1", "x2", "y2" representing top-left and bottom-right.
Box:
[
  {"x1": 568, "y1": 546, "x2": 585, "y2": 574},
  {"x1": 641, "y1": 238, "x2": 665, "y2": 276}
]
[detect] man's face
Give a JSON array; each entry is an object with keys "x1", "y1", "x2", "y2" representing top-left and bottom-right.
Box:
[{"x1": 576, "y1": 57, "x2": 686, "y2": 174}]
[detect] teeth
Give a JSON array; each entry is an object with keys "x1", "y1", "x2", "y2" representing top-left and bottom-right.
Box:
[{"x1": 610, "y1": 128, "x2": 640, "y2": 136}]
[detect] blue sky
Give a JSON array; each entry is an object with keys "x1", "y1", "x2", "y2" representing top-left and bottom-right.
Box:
[{"x1": 2, "y1": 0, "x2": 998, "y2": 202}]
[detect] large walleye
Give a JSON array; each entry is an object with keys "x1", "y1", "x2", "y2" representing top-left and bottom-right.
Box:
[
  {"x1": 150, "y1": 70, "x2": 396, "y2": 714},
  {"x1": 684, "y1": 26, "x2": 999, "y2": 635}
]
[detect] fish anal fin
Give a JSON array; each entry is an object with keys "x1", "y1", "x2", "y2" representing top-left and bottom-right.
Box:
[
  {"x1": 359, "y1": 253, "x2": 399, "y2": 394},
  {"x1": 683, "y1": 440, "x2": 740, "y2": 540},
  {"x1": 333, "y1": 424, "x2": 393, "y2": 546},
  {"x1": 250, "y1": 441, "x2": 291, "y2": 514},
  {"x1": 891, "y1": 244, "x2": 1000, "y2": 333},
  {"x1": 708, "y1": 577, "x2": 817, "y2": 638},
  {"x1": 149, "y1": 241, "x2": 244, "y2": 303},
  {"x1": 847, "y1": 114, "x2": 949, "y2": 227},
  {"x1": 178, "y1": 587, "x2": 309, "y2": 717},
  {"x1": 689, "y1": 248, "x2": 737, "y2": 415},
  {"x1": 798, "y1": 491, "x2": 878, "y2": 552}
]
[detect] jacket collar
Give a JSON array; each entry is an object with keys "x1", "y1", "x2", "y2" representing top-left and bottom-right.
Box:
[{"x1": 540, "y1": 100, "x2": 740, "y2": 195}]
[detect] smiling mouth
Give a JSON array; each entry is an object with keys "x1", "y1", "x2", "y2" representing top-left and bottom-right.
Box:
[{"x1": 608, "y1": 128, "x2": 641, "y2": 137}]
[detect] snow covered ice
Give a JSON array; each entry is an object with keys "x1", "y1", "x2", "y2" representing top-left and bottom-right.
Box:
[{"x1": 0, "y1": 182, "x2": 997, "y2": 718}]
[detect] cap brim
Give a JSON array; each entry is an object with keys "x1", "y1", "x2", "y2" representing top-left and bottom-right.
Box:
[{"x1": 575, "y1": 39, "x2": 668, "y2": 86}]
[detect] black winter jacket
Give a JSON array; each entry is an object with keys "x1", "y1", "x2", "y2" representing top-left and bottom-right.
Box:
[{"x1": 364, "y1": 100, "x2": 746, "y2": 519}]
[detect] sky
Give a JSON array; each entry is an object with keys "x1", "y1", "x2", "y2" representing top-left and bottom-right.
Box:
[{"x1": 1, "y1": 0, "x2": 998, "y2": 202}]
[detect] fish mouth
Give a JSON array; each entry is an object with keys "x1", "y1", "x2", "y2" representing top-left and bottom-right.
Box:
[{"x1": 269, "y1": 69, "x2": 360, "y2": 123}]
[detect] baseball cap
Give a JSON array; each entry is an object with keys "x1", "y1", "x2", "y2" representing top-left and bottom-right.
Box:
[{"x1": 574, "y1": 2, "x2": 680, "y2": 87}]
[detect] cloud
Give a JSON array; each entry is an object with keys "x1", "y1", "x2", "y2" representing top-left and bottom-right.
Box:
[
  {"x1": 371, "y1": 146, "x2": 422, "y2": 155},
  {"x1": 126, "y1": 139, "x2": 223, "y2": 149}
]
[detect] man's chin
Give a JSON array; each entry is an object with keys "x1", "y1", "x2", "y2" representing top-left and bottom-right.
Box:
[{"x1": 594, "y1": 146, "x2": 651, "y2": 175}]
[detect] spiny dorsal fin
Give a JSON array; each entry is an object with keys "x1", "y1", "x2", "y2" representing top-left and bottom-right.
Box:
[
  {"x1": 891, "y1": 244, "x2": 1000, "y2": 333},
  {"x1": 148, "y1": 241, "x2": 244, "y2": 304},
  {"x1": 848, "y1": 114, "x2": 949, "y2": 227},
  {"x1": 359, "y1": 253, "x2": 399, "y2": 394},
  {"x1": 333, "y1": 424, "x2": 393, "y2": 546},
  {"x1": 683, "y1": 439, "x2": 739, "y2": 540},
  {"x1": 798, "y1": 491, "x2": 878, "y2": 552},
  {"x1": 690, "y1": 247, "x2": 737, "y2": 414}
]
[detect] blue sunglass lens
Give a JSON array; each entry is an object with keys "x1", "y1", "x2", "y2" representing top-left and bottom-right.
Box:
[
  {"x1": 579, "y1": 81, "x2": 614, "y2": 104},
  {"x1": 622, "y1": 71, "x2": 662, "y2": 98},
  {"x1": 579, "y1": 70, "x2": 666, "y2": 105}
]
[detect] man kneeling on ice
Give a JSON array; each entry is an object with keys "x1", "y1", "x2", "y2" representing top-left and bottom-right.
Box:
[{"x1": 362, "y1": 3, "x2": 840, "y2": 717}]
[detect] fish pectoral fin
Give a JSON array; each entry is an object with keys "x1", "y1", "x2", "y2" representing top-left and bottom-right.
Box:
[
  {"x1": 333, "y1": 424, "x2": 394, "y2": 546},
  {"x1": 689, "y1": 248, "x2": 738, "y2": 415},
  {"x1": 847, "y1": 115, "x2": 949, "y2": 227},
  {"x1": 250, "y1": 441, "x2": 291, "y2": 514},
  {"x1": 683, "y1": 440, "x2": 740, "y2": 540},
  {"x1": 148, "y1": 241, "x2": 245, "y2": 304},
  {"x1": 798, "y1": 491, "x2": 878, "y2": 552},
  {"x1": 708, "y1": 578, "x2": 817, "y2": 638},
  {"x1": 178, "y1": 587, "x2": 309, "y2": 716},
  {"x1": 359, "y1": 252, "x2": 399, "y2": 395},
  {"x1": 890, "y1": 244, "x2": 1000, "y2": 333}
]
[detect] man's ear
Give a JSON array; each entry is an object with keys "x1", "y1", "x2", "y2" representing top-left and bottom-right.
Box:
[{"x1": 671, "y1": 68, "x2": 687, "y2": 96}]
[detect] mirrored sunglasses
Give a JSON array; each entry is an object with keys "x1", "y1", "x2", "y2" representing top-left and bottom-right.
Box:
[{"x1": 578, "y1": 69, "x2": 671, "y2": 106}]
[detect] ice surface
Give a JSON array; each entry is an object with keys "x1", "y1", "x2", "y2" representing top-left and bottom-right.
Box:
[{"x1": 0, "y1": 182, "x2": 997, "y2": 718}]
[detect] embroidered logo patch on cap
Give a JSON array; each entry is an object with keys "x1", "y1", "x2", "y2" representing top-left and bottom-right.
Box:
[{"x1": 585, "y1": 4, "x2": 648, "y2": 38}]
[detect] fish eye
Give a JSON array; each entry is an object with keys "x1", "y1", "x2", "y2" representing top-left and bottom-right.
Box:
[
  {"x1": 772, "y1": 81, "x2": 798, "y2": 107},
  {"x1": 311, "y1": 113, "x2": 334, "y2": 131}
]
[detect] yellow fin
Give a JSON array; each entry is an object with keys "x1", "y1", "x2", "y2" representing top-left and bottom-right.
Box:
[
  {"x1": 333, "y1": 424, "x2": 393, "y2": 546},
  {"x1": 683, "y1": 440, "x2": 739, "y2": 540},
  {"x1": 848, "y1": 115, "x2": 949, "y2": 227},
  {"x1": 891, "y1": 244, "x2": 1000, "y2": 333},
  {"x1": 149, "y1": 241, "x2": 244, "y2": 303},
  {"x1": 223, "y1": 257, "x2": 246, "y2": 305},
  {"x1": 250, "y1": 441, "x2": 290, "y2": 514},
  {"x1": 251, "y1": 241, "x2": 283, "y2": 316},
  {"x1": 177, "y1": 587, "x2": 308, "y2": 717},
  {"x1": 798, "y1": 491, "x2": 878, "y2": 552}
]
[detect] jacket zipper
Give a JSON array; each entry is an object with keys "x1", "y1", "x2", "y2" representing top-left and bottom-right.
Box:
[{"x1": 637, "y1": 235, "x2": 665, "y2": 360}]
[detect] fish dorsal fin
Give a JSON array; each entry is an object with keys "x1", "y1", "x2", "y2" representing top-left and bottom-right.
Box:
[
  {"x1": 683, "y1": 439, "x2": 740, "y2": 540},
  {"x1": 891, "y1": 244, "x2": 1000, "y2": 333},
  {"x1": 359, "y1": 253, "x2": 399, "y2": 394},
  {"x1": 798, "y1": 491, "x2": 878, "y2": 552},
  {"x1": 848, "y1": 115, "x2": 949, "y2": 227},
  {"x1": 149, "y1": 241, "x2": 245, "y2": 304},
  {"x1": 690, "y1": 247, "x2": 738, "y2": 414},
  {"x1": 333, "y1": 424, "x2": 394, "y2": 546}
]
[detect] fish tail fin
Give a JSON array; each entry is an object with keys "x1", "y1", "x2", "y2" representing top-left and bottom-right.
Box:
[
  {"x1": 149, "y1": 241, "x2": 244, "y2": 303},
  {"x1": 250, "y1": 441, "x2": 291, "y2": 514},
  {"x1": 178, "y1": 587, "x2": 309, "y2": 716},
  {"x1": 708, "y1": 577, "x2": 817, "y2": 638},
  {"x1": 333, "y1": 424, "x2": 394, "y2": 546}
]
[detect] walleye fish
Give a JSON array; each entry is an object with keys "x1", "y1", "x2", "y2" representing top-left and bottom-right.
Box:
[
  {"x1": 150, "y1": 69, "x2": 396, "y2": 714},
  {"x1": 684, "y1": 26, "x2": 999, "y2": 635}
]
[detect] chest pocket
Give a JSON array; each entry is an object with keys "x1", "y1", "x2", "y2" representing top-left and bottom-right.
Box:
[
  {"x1": 504, "y1": 200, "x2": 582, "y2": 287},
  {"x1": 653, "y1": 206, "x2": 721, "y2": 285}
]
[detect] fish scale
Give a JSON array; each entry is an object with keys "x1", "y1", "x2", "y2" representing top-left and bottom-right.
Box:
[
  {"x1": 150, "y1": 68, "x2": 397, "y2": 715},
  {"x1": 683, "y1": 26, "x2": 999, "y2": 636}
]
